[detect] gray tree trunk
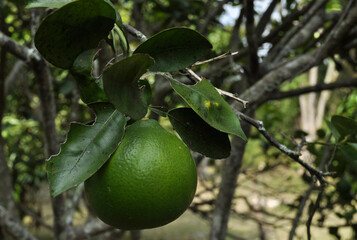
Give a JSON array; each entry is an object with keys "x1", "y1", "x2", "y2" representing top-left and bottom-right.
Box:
[{"x1": 209, "y1": 120, "x2": 252, "y2": 240}]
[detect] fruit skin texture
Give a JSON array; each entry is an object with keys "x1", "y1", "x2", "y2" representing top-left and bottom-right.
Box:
[{"x1": 84, "y1": 119, "x2": 197, "y2": 230}]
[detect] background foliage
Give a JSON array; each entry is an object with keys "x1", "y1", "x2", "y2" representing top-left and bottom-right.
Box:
[{"x1": 0, "y1": 0, "x2": 356, "y2": 240}]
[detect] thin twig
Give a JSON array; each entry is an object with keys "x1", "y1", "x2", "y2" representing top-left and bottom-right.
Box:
[
  {"x1": 234, "y1": 110, "x2": 334, "y2": 184},
  {"x1": 122, "y1": 23, "x2": 249, "y2": 108},
  {"x1": 123, "y1": 22, "x2": 147, "y2": 43},
  {"x1": 288, "y1": 184, "x2": 315, "y2": 240},
  {"x1": 185, "y1": 68, "x2": 201, "y2": 81},
  {"x1": 289, "y1": 135, "x2": 334, "y2": 240},
  {"x1": 216, "y1": 88, "x2": 249, "y2": 108},
  {"x1": 305, "y1": 134, "x2": 336, "y2": 240},
  {"x1": 306, "y1": 185, "x2": 325, "y2": 240},
  {"x1": 185, "y1": 68, "x2": 249, "y2": 108},
  {"x1": 192, "y1": 51, "x2": 239, "y2": 67}
]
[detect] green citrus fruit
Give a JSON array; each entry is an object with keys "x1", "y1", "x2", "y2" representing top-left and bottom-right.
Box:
[{"x1": 84, "y1": 119, "x2": 197, "y2": 230}]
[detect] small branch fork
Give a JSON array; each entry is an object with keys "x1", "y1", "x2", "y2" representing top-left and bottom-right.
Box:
[
  {"x1": 234, "y1": 109, "x2": 334, "y2": 185},
  {"x1": 123, "y1": 23, "x2": 249, "y2": 108}
]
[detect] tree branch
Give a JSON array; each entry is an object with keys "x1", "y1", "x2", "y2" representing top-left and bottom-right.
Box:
[
  {"x1": 255, "y1": 0, "x2": 279, "y2": 38},
  {"x1": 306, "y1": 186, "x2": 325, "y2": 240},
  {"x1": 315, "y1": 0, "x2": 356, "y2": 62},
  {"x1": 198, "y1": 0, "x2": 231, "y2": 35},
  {"x1": 0, "y1": 31, "x2": 40, "y2": 63},
  {"x1": 288, "y1": 134, "x2": 333, "y2": 239},
  {"x1": 0, "y1": 205, "x2": 37, "y2": 240},
  {"x1": 123, "y1": 22, "x2": 147, "y2": 43},
  {"x1": 243, "y1": 0, "x2": 259, "y2": 80},
  {"x1": 199, "y1": 5, "x2": 353, "y2": 105},
  {"x1": 229, "y1": 7, "x2": 244, "y2": 51},
  {"x1": 209, "y1": 120, "x2": 252, "y2": 240},
  {"x1": 264, "y1": 0, "x2": 328, "y2": 65},
  {"x1": 0, "y1": 10, "x2": 20, "y2": 238},
  {"x1": 261, "y1": 1, "x2": 315, "y2": 44},
  {"x1": 267, "y1": 78, "x2": 357, "y2": 101},
  {"x1": 239, "y1": 0, "x2": 357, "y2": 108},
  {"x1": 1, "y1": 12, "x2": 75, "y2": 237},
  {"x1": 71, "y1": 219, "x2": 123, "y2": 240},
  {"x1": 234, "y1": 110, "x2": 334, "y2": 184}
]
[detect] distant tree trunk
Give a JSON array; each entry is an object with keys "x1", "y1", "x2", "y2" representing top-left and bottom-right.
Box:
[
  {"x1": 31, "y1": 9, "x2": 73, "y2": 239},
  {"x1": 299, "y1": 60, "x2": 338, "y2": 162},
  {"x1": 34, "y1": 57, "x2": 73, "y2": 240},
  {"x1": 299, "y1": 67, "x2": 319, "y2": 141},
  {"x1": 0, "y1": 139, "x2": 17, "y2": 240},
  {"x1": 209, "y1": 119, "x2": 252, "y2": 240},
  {"x1": 0, "y1": 10, "x2": 19, "y2": 238}
]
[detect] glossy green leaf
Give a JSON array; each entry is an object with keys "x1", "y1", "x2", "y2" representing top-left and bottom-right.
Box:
[
  {"x1": 28, "y1": 0, "x2": 129, "y2": 56},
  {"x1": 27, "y1": 0, "x2": 73, "y2": 8},
  {"x1": 103, "y1": 54, "x2": 154, "y2": 120},
  {"x1": 46, "y1": 103, "x2": 126, "y2": 197},
  {"x1": 35, "y1": 0, "x2": 116, "y2": 69},
  {"x1": 167, "y1": 76, "x2": 246, "y2": 140},
  {"x1": 134, "y1": 27, "x2": 212, "y2": 72},
  {"x1": 331, "y1": 115, "x2": 357, "y2": 140},
  {"x1": 71, "y1": 49, "x2": 108, "y2": 104},
  {"x1": 169, "y1": 108, "x2": 231, "y2": 158}
]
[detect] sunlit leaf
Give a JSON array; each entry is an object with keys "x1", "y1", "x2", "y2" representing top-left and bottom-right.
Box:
[
  {"x1": 134, "y1": 27, "x2": 212, "y2": 72},
  {"x1": 46, "y1": 103, "x2": 126, "y2": 197},
  {"x1": 27, "y1": 0, "x2": 73, "y2": 8},
  {"x1": 167, "y1": 76, "x2": 246, "y2": 140},
  {"x1": 169, "y1": 108, "x2": 231, "y2": 158}
]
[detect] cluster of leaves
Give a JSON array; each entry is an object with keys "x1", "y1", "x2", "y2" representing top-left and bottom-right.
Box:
[
  {"x1": 28, "y1": 0, "x2": 246, "y2": 198},
  {"x1": 326, "y1": 116, "x2": 357, "y2": 238},
  {"x1": 2, "y1": 116, "x2": 46, "y2": 201}
]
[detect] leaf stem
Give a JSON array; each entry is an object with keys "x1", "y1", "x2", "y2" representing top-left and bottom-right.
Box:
[
  {"x1": 192, "y1": 51, "x2": 239, "y2": 66},
  {"x1": 184, "y1": 68, "x2": 248, "y2": 108}
]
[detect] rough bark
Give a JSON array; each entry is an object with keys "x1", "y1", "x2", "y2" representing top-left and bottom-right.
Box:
[
  {"x1": 263, "y1": 0, "x2": 328, "y2": 65},
  {"x1": 0, "y1": 10, "x2": 19, "y2": 239},
  {"x1": 33, "y1": 53, "x2": 72, "y2": 240},
  {"x1": 255, "y1": 0, "x2": 279, "y2": 38},
  {"x1": 0, "y1": 17, "x2": 72, "y2": 239},
  {"x1": 32, "y1": 8, "x2": 73, "y2": 239},
  {"x1": 209, "y1": 119, "x2": 252, "y2": 240},
  {"x1": 244, "y1": 0, "x2": 259, "y2": 81},
  {"x1": 209, "y1": 3, "x2": 357, "y2": 240},
  {"x1": 0, "y1": 205, "x2": 37, "y2": 240}
]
